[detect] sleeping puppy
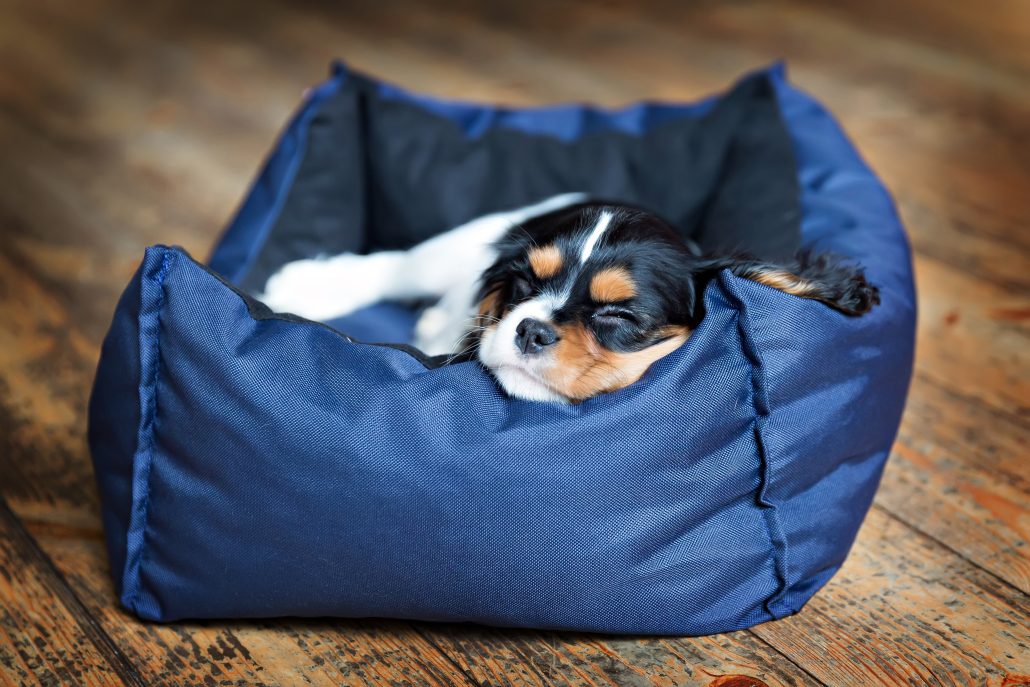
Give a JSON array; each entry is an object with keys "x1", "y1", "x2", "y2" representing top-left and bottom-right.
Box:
[{"x1": 261, "y1": 193, "x2": 879, "y2": 403}]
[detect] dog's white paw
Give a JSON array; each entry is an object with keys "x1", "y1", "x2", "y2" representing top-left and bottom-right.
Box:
[
  {"x1": 413, "y1": 307, "x2": 463, "y2": 356},
  {"x1": 260, "y1": 253, "x2": 399, "y2": 321},
  {"x1": 413, "y1": 290, "x2": 478, "y2": 356}
]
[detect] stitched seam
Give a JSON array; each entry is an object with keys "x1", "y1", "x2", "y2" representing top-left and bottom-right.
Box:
[
  {"x1": 128, "y1": 249, "x2": 174, "y2": 614},
  {"x1": 722, "y1": 272, "x2": 792, "y2": 617}
]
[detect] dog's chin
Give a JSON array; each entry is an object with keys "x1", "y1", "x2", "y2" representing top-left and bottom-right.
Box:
[{"x1": 488, "y1": 364, "x2": 569, "y2": 404}]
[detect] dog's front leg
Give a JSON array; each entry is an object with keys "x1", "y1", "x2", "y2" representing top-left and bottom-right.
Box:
[
  {"x1": 259, "y1": 249, "x2": 412, "y2": 321},
  {"x1": 260, "y1": 193, "x2": 588, "y2": 339}
]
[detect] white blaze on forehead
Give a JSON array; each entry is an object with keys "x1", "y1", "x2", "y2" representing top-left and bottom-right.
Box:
[{"x1": 578, "y1": 211, "x2": 613, "y2": 264}]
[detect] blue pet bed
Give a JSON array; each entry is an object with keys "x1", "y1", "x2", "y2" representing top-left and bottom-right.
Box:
[{"x1": 88, "y1": 62, "x2": 915, "y2": 635}]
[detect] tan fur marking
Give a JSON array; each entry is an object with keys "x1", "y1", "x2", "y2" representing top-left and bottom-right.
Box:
[
  {"x1": 528, "y1": 245, "x2": 563, "y2": 279},
  {"x1": 461, "y1": 290, "x2": 502, "y2": 351},
  {"x1": 589, "y1": 267, "x2": 637, "y2": 303},
  {"x1": 748, "y1": 268, "x2": 817, "y2": 297},
  {"x1": 542, "y1": 323, "x2": 690, "y2": 402},
  {"x1": 477, "y1": 290, "x2": 501, "y2": 320}
]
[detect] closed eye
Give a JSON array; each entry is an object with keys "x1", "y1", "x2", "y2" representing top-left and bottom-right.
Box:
[
  {"x1": 592, "y1": 306, "x2": 639, "y2": 325},
  {"x1": 510, "y1": 275, "x2": 534, "y2": 301}
]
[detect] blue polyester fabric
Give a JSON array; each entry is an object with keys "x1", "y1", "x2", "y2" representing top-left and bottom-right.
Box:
[{"x1": 88, "y1": 63, "x2": 916, "y2": 635}]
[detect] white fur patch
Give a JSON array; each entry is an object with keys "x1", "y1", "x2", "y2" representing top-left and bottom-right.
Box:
[{"x1": 579, "y1": 211, "x2": 612, "y2": 264}]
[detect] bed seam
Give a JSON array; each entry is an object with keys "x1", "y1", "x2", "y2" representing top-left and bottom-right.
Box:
[
  {"x1": 126, "y1": 248, "x2": 174, "y2": 617},
  {"x1": 722, "y1": 271, "x2": 793, "y2": 619}
]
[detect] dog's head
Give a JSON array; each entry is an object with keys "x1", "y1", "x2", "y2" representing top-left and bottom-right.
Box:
[
  {"x1": 474, "y1": 206, "x2": 700, "y2": 403},
  {"x1": 474, "y1": 204, "x2": 879, "y2": 403}
]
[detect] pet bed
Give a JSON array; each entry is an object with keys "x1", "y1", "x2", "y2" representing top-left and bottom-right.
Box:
[{"x1": 88, "y1": 62, "x2": 916, "y2": 635}]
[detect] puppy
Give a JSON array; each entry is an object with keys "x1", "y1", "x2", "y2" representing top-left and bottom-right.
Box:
[{"x1": 261, "y1": 194, "x2": 879, "y2": 403}]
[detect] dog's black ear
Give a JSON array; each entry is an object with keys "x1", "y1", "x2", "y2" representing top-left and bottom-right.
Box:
[{"x1": 695, "y1": 251, "x2": 881, "y2": 316}]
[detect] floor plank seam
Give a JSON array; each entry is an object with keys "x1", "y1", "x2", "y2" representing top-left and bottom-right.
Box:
[
  {"x1": 870, "y1": 504, "x2": 1030, "y2": 601},
  {"x1": 913, "y1": 370, "x2": 1030, "y2": 432},
  {"x1": 0, "y1": 497, "x2": 149, "y2": 687},
  {"x1": 741, "y1": 629, "x2": 829, "y2": 686}
]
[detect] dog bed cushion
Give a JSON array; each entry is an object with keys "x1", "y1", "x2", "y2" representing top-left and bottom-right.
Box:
[{"x1": 88, "y1": 62, "x2": 916, "y2": 635}]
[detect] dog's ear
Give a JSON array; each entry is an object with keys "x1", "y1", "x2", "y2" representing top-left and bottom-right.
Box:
[{"x1": 694, "y1": 252, "x2": 881, "y2": 316}]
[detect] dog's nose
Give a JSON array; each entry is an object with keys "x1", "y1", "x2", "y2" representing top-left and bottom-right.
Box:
[{"x1": 515, "y1": 318, "x2": 558, "y2": 355}]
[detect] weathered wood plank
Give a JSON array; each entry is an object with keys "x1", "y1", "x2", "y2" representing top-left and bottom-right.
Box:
[
  {"x1": 0, "y1": 1, "x2": 305, "y2": 269},
  {"x1": 878, "y1": 374, "x2": 1030, "y2": 594},
  {"x1": 0, "y1": 249, "x2": 102, "y2": 519},
  {"x1": 794, "y1": 0, "x2": 1030, "y2": 77},
  {"x1": 422, "y1": 627, "x2": 822, "y2": 687},
  {"x1": 0, "y1": 501, "x2": 142, "y2": 687},
  {"x1": 911, "y1": 253, "x2": 1029, "y2": 415},
  {"x1": 751, "y1": 507, "x2": 1030, "y2": 685},
  {"x1": 902, "y1": 374, "x2": 1027, "y2": 489}
]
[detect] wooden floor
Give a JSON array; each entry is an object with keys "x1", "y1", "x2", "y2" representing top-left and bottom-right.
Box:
[{"x1": 1, "y1": 0, "x2": 1028, "y2": 685}]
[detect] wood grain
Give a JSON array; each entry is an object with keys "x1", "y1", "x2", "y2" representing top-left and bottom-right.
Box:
[
  {"x1": 0, "y1": 502, "x2": 141, "y2": 687},
  {"x1": 0, "y1": 0, "x2": 1028, "y2": 685},
  {"x1": 881, "y1": 376, "x2": 1030, "y2": 594},
  {"x1": 0, "y1": 249, "x2": 102, "y2": 520},
  {"x1": 911, "y1": 254, "x2": 1029, "y2": 414},
  {"x1": 421, "y1": 626, "x2": 820, "y2": 687},
  {"x1": 795, "y1": 0, "x2": 1030, "y2": 78},
  {"x1": 752, "y1": 508, "x2": 1030, "y2": 685}
]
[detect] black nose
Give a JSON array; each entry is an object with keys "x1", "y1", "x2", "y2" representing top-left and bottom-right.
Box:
[{"x1": 515, "y1": 318, "x2": 559, "y2": 355}]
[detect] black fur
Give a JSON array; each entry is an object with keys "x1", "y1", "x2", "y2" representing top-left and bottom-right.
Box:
[
  {"x1": 475, "y1": 202, "x2": 879, "y2": 354},
  {"x1": 693, "y1": 250, "x2": 881, "y2": 317}
]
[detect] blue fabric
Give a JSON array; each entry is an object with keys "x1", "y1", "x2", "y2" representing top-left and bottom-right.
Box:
[
  {"x1": 325, "y1": 303, "x2": 420, "y2": 346},
  {"x1": 89, "y1": 64, "x2": 915, "y2": 635}
]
